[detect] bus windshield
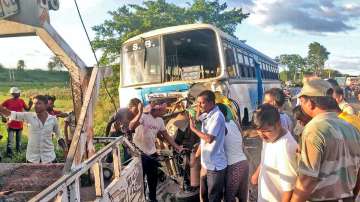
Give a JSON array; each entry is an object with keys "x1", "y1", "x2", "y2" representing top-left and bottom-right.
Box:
[
  {"x1": 164, "y1": 29, "x2": 220, "y2": 81},
  {"x1": 121, "y1": 29, "x2": 220, "y2": 87},
  {"x1": 122, "y1": 37, "x2": 161, "y2": 86}
]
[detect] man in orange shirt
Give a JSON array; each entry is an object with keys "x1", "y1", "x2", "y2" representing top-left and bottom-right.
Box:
[{"x1": 1, "y1": 87, "x2": 32, "y2": 157}]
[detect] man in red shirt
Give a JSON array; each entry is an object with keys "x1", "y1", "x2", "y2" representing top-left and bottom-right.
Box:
[{"x1": 1, "y1": 87, "x2": 32, "y2": 157}]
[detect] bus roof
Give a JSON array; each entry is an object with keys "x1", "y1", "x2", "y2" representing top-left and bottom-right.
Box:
[{"x1": 123, "y1": 23, "x2": 277, "y2": 65}]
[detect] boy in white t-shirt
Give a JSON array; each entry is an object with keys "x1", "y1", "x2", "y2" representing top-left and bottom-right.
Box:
[{"x1": 251, "y1": 104, "x2": 298, "y2": 202}]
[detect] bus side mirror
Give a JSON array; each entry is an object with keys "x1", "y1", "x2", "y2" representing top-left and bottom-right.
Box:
[{"x1": 48, "y1": 0, "x2": 59, "y2": 11}]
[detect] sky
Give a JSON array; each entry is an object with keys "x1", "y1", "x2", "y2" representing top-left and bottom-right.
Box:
[{"x1": 0, "y1": 0, "x2": 359, "y2": 75}]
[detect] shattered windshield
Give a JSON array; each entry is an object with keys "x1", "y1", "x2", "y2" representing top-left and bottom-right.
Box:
[{"x1": 121, "y1": 37, "x2": 161, "y2": 86}]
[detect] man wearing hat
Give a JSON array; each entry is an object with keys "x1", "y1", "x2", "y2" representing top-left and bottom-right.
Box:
[
  {"x1": 130, "y1": 102, "x2": 183, "y2": 202},
  {"x1": 1, "y1": 87, "x2": 32, "y2": 157},
  {"x1": 291, "y1": 80, "x2": 360, "y2": 202}
]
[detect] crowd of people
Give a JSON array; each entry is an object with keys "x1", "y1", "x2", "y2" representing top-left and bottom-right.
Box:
[
  {"x1": 0, "y1": 87, "x2": 73, "y2": 162},
  {"x1": 83, "y1": 77, "x2": 360, "y2": 202},
  {"x1": 1, "y1": 75, "x2": 360, "y2": 202}
]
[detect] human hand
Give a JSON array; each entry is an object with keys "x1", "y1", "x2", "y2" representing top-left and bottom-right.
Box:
[
  {"x1": 196, "y1": 103, "x2": 201, "y2": 114},
  {"x1": 250, "y1": 173, "x2": 259, "y2": 185},
  {"x1": 189, "y1": 115, "x2": 196, "y2": 131}
]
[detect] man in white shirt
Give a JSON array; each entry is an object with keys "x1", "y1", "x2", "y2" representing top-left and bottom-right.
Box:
[
  {"x1": 0, "y1": 95, "x2": 67, "y2": 163},
  {"x1": 263, "y1": 88, "x2": 293, "y2": 132},
  {"x1": 129, "y1": 102, "x2": 182, "y2": 202},
  {"x1": 251, "y1": 104, "x2": 298, "y2": 202},
  {"x1": 332, "y1": 86, "x2": 355, "y2": 115}
]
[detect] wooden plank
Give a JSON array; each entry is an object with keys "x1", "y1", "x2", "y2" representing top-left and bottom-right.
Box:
[
  {"x1": 63, "y1": 67, "x2": 99, "y2": 172},
  {"x1": 37, "y1": 22, "x2": 89, "y2": 121},
  {"x1": 92, "y1": 161, "x2": 104, "y2": 197},
  {"x1": 112, "y1": 147, "x2": 122, "y2": 179}
]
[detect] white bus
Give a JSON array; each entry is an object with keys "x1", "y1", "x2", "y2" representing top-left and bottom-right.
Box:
[{"x1": 119, "y1": 24, "x2": 280, "y2": 124}]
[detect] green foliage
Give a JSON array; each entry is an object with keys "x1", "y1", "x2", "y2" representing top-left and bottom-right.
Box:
[
  {"x1": 48, "y1": 56, "x2": 65, "y2": 72},
  {"x1": 307, "y1": 42, "x2": 330, "y2": 75},
  {"x1": 279, "y1": 70, "x2": 289, "y2": 82},
  {"x1": 0, "y1": 68, "x2": 69, "y2": 83},
  {"x1": 187, "y1": 0, "x2": 249, "y2": 36},
  {"x1": 276, "y1": 54, "x2": 305, "y2": 82},
  {"x1": 17, "y1": 59, "x2": 25, "y2": 71}
]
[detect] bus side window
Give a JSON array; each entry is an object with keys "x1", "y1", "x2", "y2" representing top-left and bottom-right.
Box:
[
  {"x1": 236, "y1": 52, "x2": 245, "y2": 78},
  {"x1": 249, "y1": 57, "x2": 255, "y2": 78},
  {"x1": 225, "y1": 48, "x2": 237, "y2": 77},
  {"x1": 244, "y1": 55, "x2": 250, "y2": 78}
]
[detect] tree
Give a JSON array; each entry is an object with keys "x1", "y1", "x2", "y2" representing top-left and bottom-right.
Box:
[
  {"x1": 275, "y1": 54, "x2": 305, "y2": 82},
  {"x1": 321, "y1": 68, "x2": 343, "y2": 78},
  {"x1": 306, "y1": 42, "x2": 330, "y2": 76},
  {"x1": 279, "y1": 70, "x2": 289, "y2": 82},
  {"x1": 17, "y1": 60, "x2": 25, "y2": 71},
  {"x1": 48, "y1": 56, "x2": 65, "y2": 71},
  {"x1": 187, "y1": 0, "x2": 249, "y2": 36},
  {"x1": 92, "y1": 0, "x2": 249, "y2": 64}
]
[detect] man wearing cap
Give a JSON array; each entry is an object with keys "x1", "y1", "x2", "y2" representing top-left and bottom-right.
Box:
[
  {"x1": 129, "y1": 102, "x2": 183, "y2": 202},
  {"x1": 1, "y1": 87, "x2": 32, "y2": 157},
  {"x1": 291, "y1": 79, "x2": 360, "y2": 202}
]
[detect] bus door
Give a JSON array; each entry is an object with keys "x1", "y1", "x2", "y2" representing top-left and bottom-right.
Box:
[{"x1": 255, "y1": 62, "x2": 263, "y2": 105}]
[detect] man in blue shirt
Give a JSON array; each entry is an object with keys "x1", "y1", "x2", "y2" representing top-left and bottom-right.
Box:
[{"x1": 189, "y1": 90, "x2": 227, "y2": 202}]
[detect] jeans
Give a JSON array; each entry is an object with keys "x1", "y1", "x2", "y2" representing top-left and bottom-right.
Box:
[
  {"x1": 200, "y1": 168, "x2": 226, "y2": 202},
  {"x1": 7, "y1": 128, "x2": 22, "y2": 156},
  {"x1": 141, "y1": 153, "x2": 159, "y2": 202}
]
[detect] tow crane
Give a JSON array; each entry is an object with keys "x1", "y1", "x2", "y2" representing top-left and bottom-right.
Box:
[{"x1": 0, "y1": 1, "x2": 145, "y2": 201}]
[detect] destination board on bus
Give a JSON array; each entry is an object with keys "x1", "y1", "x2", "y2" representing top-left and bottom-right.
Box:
[{"x1": 0, "y1": 0, "x2": 19, "y2": 19}]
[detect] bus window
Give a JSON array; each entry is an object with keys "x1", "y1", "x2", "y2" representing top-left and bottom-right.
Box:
[
  {"x1": 237, "y1": 52, "x2": 244, "y2": 64},
  {"x1": 225, "y1": 48, "x2": 237, "y2": 77},
  {"x1": 122, "y1": 37, "x2": 161, "y2": 86},
  {"x1": 164, "y1": 29, "x2": 220, "y2": 82},
  {"x1": 243, "y1": 55, "x2": 250, "y2": 77},
  {"x1": 236, "y1": 53, "x2": 246, "y2": 78},
  {"x1": 249, "y1": 58, "x2": 255, "y2": 78}
]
